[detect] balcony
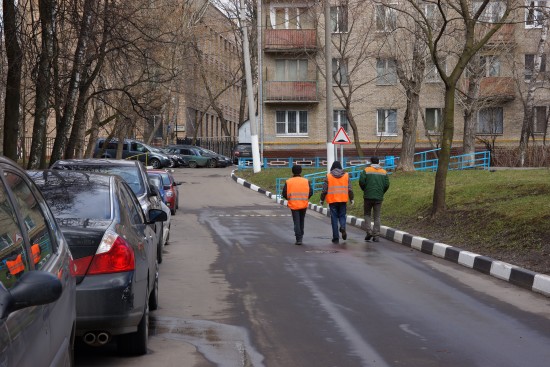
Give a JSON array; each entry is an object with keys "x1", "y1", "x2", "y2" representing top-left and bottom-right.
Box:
[
  {"x1": 264, "y1": 29, "x2": 317, "y2": 52},
  {"x1": 264, "y1": 81, "x2": 318, "y2": 103},
  {"x1": 477, "y1": 23, "x2": 515, "y2": 46},
  {"x1": 480, "y1": 77, "x2": 515, "y2": 101}
]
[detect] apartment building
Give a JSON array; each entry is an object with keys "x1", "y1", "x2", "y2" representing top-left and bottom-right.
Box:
[{"x1": 259, "y1": 0, "x2": 550, "y2": 157}]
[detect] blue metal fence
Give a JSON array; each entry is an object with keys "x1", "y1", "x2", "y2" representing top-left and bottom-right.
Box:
[{"x1": 271, "y1": 149, "x2": 491, "y2": 198}]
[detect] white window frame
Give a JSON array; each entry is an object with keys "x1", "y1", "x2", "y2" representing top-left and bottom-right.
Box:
[
  {"x1": 332, "y1": 58, "x2": 349, "y2": 85},
  {"x1": 425, "y1": 60, "x2": 445, "y2": 83},
  {"x1": 275, "y1": 59, "x2": 309, "y2": 81},
  {"x1": 376, "y1": 58, "x2": 397, "y2": 85},
  {"x1": 425, "y1": 108, "x2": 443, "y2": 134},
  {"x1": 276, "y1": 110, "x2": 308, "y2": 136},
  {"x1": 526, "y1": 0, "x2": 547, "y2": 28},
  {"x1": 377, "y1": 109, "x2": 398, "y2": 136},
  {"x1": 477, "y1": 107, "x2": 504, "y2": 135},
  {"x1": 270, "y1": 6, "x2": 308, "y2": 30},
  {"x1": 330, "y1": 5, "x2": 348, "y2": 33},
  {"x1": 473, "y1": 0, "x2": 506, "y2": 23},
  {"x1": 333, "y1": 110, "x2": 349, "y2": 132},
  {"x1": 375, "y1": 4, "x2": 397, "y2": 32}
]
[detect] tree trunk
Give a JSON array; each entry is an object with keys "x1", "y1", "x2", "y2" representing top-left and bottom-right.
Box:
[
  {"x1": 397, "y1": 89, "x2": 420, "y2": 171},
  {"x1": 50, "y1": 0, "x2": 95, "y2": 165},
  {"x1": 28, "y1": 0, "x2": 56, "y2": 169},
  {"x1": 432, "y1": 84, "x2": 456, "y2": 217},
  {"x1": 2, "y1": 0, "x2": 23, "y2": 161},
  {"x1": 65, "y1": 89, "x2": 89, "y2": 159},
  {"x1": 519, "y1": 16, "x2": 548, "y2": 166},
  {"x1": 84, "y1": 102, "x2": 102, "y2": 158}
]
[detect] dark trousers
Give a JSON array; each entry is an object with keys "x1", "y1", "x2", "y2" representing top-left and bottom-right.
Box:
[
  {"x1": 291, "y1": 208, "x2": 307, "y2": 240},
  {"x1": 329, "y1": 202, "x2": 347, "y2": 240},
  {"x1": 364, "y1": 199, "x2": 382, "y2": 236}
]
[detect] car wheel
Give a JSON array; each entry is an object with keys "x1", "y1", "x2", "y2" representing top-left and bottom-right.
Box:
[
  {"x1": 171, "y1": 207, "x2": 176, "y2": 215},
  {"x1": 188, "y1": 161, "x2": 198, "y2": 168},
  {"x1": 207, "y1": 159, "x2": 217, "y2": 168},
  {"x1": 149, "y1": 263, "x2": 159, "y2": 311},
  {"x1": 117, "y1": 294, "x2": 149, "y2": 356},
  {"x1": 150, "y1": 158, "x2": 161, "y2": 169}
]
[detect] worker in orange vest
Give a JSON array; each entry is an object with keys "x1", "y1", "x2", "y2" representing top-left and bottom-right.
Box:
[
  {"x1": 282, "y1": 165, "x2": 313, "y2": 245},
  {"x1": 320, "y1": 161, "x2": 354, "y2": 244},
  {"x1": 6, "y1": 253, "x2": 25, "y2": 277}
]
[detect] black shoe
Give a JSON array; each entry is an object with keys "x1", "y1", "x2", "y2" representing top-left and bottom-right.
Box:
[
  {"x1": 340, "y1": 228, "x2": 347, "y2": 240},
  {"x1": 372, "y1": 237, "x2": 379, "y2": 242},
  {"x1": 332, "y1": 238, "x2": 339, "y2": 244},
  {"x1": 365, "y1": 234, "x2": 372, "y2": 242},
  {"x1": 295, "y1": 240, "x2": 302, "y2": 245}
]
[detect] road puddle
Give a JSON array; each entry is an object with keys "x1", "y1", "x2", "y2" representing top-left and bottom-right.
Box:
[{"x1": 150, "y1": 316, "x2": 265, "y2": 367}]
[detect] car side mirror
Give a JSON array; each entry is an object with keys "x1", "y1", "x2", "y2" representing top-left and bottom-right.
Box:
[
  {"x1": 147, "y1": 208, "x2": 168, "y2": 223},
  {"x1": 0, "y1": 271, "x2": 62, "y2": 319}
]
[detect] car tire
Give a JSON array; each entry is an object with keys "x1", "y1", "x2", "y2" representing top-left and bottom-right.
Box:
[
  {"x1": 188, "y1": 161, "x2": 198, "y2": 168},
  {"x1": 149, "y1": 264, "x2": 159, "y2": 311},
  {"x1": 117, "y1": 296, "x2": 149, "y2": 356},
  {"x1": 171, "y1": 207, "x2": 176, "y2": 215},
  {"x1": 150, "y1": 158, "x2": 161, "y2": 169},
  {"x1": 207, "y1": 159, "x2": 217, "y2": 168}
]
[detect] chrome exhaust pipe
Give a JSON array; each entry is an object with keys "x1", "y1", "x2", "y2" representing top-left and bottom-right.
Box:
[
  {"x1": 83, "y1": 332, "x2": 96, "y2": 346},
  {"x1": 97, "y1": 332, "x2": 110, "y2": 345}
]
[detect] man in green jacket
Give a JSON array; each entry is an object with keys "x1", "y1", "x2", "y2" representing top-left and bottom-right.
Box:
[{"x1": 359, "y1": 157, "x2": 390, "y2": 242}]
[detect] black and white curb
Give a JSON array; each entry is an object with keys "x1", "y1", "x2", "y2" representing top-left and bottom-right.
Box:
[{"x1": 231, "y1": 171, "x2": 550, "y2": 297}]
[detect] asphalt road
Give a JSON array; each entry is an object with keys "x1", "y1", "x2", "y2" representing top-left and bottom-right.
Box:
[{"x1": 75, "y1": 166, "x2": 550, "y2": 367}]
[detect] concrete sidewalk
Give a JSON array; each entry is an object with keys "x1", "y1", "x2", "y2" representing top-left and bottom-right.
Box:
[{"x1": 231, "y1": 170, "x2": 550, "y2": 298}]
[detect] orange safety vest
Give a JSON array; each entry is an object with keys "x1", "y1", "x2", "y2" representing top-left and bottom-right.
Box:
[
  {"x1": 6, "y1": 254, "x2": 25, "y2": 276},
  {"x1": 325, "y1": 173, "x2": 349, "y2": 204},
  {"x1": 31, "y1": 244, "x2": 41, "y2": 265},
  {"x1": 286, "y1": 177, "x2": 310, "y2": 210}
]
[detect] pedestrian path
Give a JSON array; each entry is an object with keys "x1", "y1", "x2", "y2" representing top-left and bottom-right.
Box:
[{"x1": 231, "y1": 170, "x2": 550, "y2": 298}]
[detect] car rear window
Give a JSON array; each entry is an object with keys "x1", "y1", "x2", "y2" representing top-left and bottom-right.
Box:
[
  {"x1": 37, "y1": 181, "x2": 112, "y2": 220},
  {"x1": 57, "y1": 165, "x2": 145, "y2": 196}
]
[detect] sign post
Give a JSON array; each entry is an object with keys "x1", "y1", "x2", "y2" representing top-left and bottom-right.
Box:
[{"x1": 332, "y1": 127, "x2": 352, "y2": 164}]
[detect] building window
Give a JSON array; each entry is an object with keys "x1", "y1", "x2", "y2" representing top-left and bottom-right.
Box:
[
  {"x1": 333, "y1": 110, "x2": 349, "y2": 132},
  {"x1": 477, "y1": 107, "x2": 503, "y2": 134},
  {"x1": 525, "y1": 54, "x2": 547, "y2": 80},
  {"x1": 482, "y1": 55, "x2": 501, "y2": 76},
  {"x1": 425, "y1": 60, "x2": 443, "y2": 83},
  {"x1": 377, "y1": 109, "x2": 398, "y2": 136},
  {"x1": 375, "y1": 4, "x2": 397, "y2": 32},
  {"x1": 275, "y1": 59, "x2": 308, "y2": 81},
  {"x1": 276, "y1": 111, "x2": 308, "y2": 135},
  {"x1": 526, "y1": 0, "x2": 547, "y2": 28},
  {"x1": 330, "y1": 6, "x2": 348, "y2": 33},
  {"x1": 376, "y1": 58, "x2": 397, "y2": 85},
  {"x1": 271, "y1": 7, "x2": 312, "y2": 29},
  {"x1": 533, "y1": 106, "x2": 548, "y2": 133},
  {"x1": 332, "y1": 58, "x2": 348, "y2": 85},
  {"x1": 425, "y1": 108, "x2": 443, "y2": 134},
  {"x1": 474, "y1": 0, "x2": 506, "y2": 23}
]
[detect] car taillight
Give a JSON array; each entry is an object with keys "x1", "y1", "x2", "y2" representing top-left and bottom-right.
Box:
[{"x1": 86, "y1": 231, "x2": 135, "y2": 275}]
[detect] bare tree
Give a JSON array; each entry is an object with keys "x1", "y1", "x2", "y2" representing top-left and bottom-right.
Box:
[
  {"x1": 392, "y1": 0, "x2": 514, "y2": 216},
  {"x1": 2, "y1": 0, "x2": 23, "y2": 160}
]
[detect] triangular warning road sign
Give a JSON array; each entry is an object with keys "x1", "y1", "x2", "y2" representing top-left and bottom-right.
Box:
[{"x1": 332, "y1": 127, "x2": 352, "y2": 145}]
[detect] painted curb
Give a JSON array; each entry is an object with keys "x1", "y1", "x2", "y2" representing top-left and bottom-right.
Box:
[{"x1": 231, "y1": 170, "x2": 550, "y2": 297}]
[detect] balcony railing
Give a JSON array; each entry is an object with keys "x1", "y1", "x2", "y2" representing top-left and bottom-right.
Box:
[
  {"x1": 478, "y1": 23, "x2": 515, "y2": 46},
  {"x1": 264, "y1": 29, "x2": 317, "y2": 51},
  {"x1": 264, "y1": 81, "x2": 318, "y2": 103},
  {"x1": 480, "y1": 77, "x2": 516, "y2": 101}
]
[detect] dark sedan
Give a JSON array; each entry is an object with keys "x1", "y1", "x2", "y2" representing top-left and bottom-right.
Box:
[{"x1": 29, "y1": 170, "x2": 167, "y2": 356}]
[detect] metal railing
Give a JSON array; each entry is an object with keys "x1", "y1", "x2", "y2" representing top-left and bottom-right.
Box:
[{"x1": 271, "y1": 149, "x2": 491, "y2": 197}]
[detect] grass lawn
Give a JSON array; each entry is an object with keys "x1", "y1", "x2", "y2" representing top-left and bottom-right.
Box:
[{"x1": 237, "y1": 167, "x2": 550, "y2": 274}]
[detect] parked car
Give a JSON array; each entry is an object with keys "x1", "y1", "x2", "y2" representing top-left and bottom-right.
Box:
[
  {"x1": 147, "y1": 169, "x2": 181, "y2": 215},
  {"x1": 0, "y1": 156, "x2": 76, "y2": 366},
  {"x1": 196, "y1": 147, "x2": 232, "y2": 167},
  {"x1": 93, "y1": 138, "x2": 172, "y2": 169},
  {"x1": 50, "y1": 159, "x2": 167, "y2": 263},
  {"x1": 28, "y1": 170, "x2": 166, "y2": 356},
  {"x1": 166, "y1": 145, "x2": 217, "y2": 168},
  {"x1": 232, "y1": 143, "x2": 252, "y2": 164}
]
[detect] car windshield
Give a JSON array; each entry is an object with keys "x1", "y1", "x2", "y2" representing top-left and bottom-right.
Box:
[
  {"x1": 55, "y1": 165, "x2": 145, "y2": 196},
  {"x1": 32, "y1": 175, "x2": 112, "y2": 220}
]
